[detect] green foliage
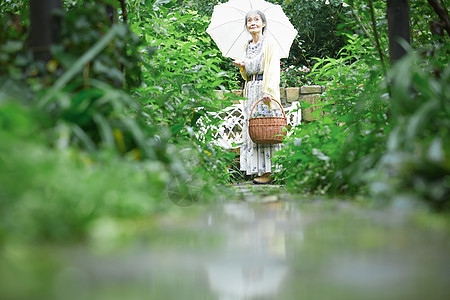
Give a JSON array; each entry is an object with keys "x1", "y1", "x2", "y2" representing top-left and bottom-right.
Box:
[
  {"x1": 0, "y1": 98, "x2": 168, "y2": 242},
  {"x1": 275, "y1": 33, "x2": 388, "y2": 194},
  {"x1": 0, "y1": 0, "x2": 28, "y2": 13},
  {"x1": 54, "y1": 3, "x2": 142, "y2": 88},
  {"x1": 131, "y1": 8, "x2": 226, "y2": 130},
  {"x1": 277, "y1": 0, "x2": 449, "y2": 211},
  {"x1": 175, "y1": 0, "x2": 221, "y2": 16},
  {"x1": 1, "y1": 0, "x2": 448, "y2": 248},
  {"x1": 0, "y1": 6, "x2": 29, "y2": 80},
  {"x1": 19, "y1": 3, "x2": 151, "y2": 159},
  {"x1": 410, "y1": 0, "x2": 450, "y2": 47},
  {"x1": 368, "y1": 46, "x2": 450, "y2": 210},
  {"x1": 128, "y1": 5, "x2": 237, "y2": 183},
  {"x1": 0, "y1": 0, "x2": 238, "y2": 243},
  {"x1": 342, "y1": 0, "x2": 388, "y2": 49},
  {"x1": 275, "y1": 0, "x2": 350, "y2": 66}
]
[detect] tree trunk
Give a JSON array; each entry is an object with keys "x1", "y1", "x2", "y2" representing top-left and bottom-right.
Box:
[
  {"x1": 119, "y1": 0, "x2": 127, "y2": 24},
  {"x1": 386, "y1": 0, "x2": 411, "y2": 64},
  {"x1": 29, "y1": 0, "x2": 62, "y2": 62}
]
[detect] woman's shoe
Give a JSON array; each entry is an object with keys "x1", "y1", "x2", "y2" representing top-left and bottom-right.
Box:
[{"x1": 253, "y1": 173, "x2": 275, "y2": 184}]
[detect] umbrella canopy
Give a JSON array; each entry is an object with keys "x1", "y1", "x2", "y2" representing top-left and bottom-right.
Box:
[{"x1": 206, "y1": 0, "x2": 298, "y2": 60}]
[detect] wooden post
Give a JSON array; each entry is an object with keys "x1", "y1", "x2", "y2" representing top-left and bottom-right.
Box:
[
  {"x1": 29, "y1": 0, "x2": 62, "y2": 62},
  {"x1": 387, "y1": 0, "x2": 411, "y2": 63}
]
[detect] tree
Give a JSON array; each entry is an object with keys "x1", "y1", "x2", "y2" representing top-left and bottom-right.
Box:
[
  {"x1": 29, "y1": 0, "x2": 62, "y2": 62},
  {"x1": 386, "y1": 0, "x2": 411, "y2": 63}
]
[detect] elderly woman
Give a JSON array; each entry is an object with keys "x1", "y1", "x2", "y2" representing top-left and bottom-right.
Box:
[{"x1": 233, "y1": 10, "x2": 282, "y2": 184}]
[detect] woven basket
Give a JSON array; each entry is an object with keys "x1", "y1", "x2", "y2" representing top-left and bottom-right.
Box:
[{"x1": 248, "y1": 98, "x2": 287, "y2": 144}]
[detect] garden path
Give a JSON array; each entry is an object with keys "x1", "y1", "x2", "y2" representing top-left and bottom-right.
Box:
[{"x1": 3, "y1": 184, "x2": 450, "y2": 299}]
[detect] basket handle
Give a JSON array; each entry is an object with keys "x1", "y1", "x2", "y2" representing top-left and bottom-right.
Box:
[{"x1": 250, "y1": 98, "x2": 287, "y2": 119}]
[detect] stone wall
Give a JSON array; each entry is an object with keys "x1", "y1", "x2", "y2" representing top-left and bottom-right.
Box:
[{"x1": 215, "y1": 85, "x2": 325, "y2": 122}]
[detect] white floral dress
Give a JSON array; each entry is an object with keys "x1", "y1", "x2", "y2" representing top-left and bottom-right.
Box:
[{"x1": 240, "y1": 38, "x2": 282, "y2": 176}]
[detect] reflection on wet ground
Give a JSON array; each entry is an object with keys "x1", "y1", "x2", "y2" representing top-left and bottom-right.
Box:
[{"x1": 1, "y1": 184, "x2": 450, "y2": 299}]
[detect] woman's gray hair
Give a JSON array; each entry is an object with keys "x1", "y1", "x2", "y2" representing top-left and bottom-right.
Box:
[{"x1": 245, "y1": 10, "x2": 267, "y2": 34}]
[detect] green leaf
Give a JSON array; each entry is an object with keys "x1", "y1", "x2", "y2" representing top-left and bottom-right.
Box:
[
  {"x1": 170, "y1": 123, "x2": 183, "y2": 134},
  {"x1": 93, "y1": 113, "x2": 115, "y2": 147},
  {"x1": 406, "y1": 100, "x2": 439, "y2": 143},
  {"x1": 38, "y1": 24, "x2": 124, "y2": 108},
  {"x1": 1, "y1": 40, "x2": 22, "y2": 53},
  {"x1": 102, "y1": 0, "x2": 121, "y2": 8}
]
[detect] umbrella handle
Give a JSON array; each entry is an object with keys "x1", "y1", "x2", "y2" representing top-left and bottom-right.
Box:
[{"x1": 250, "y1": 98, "x2": 287, "y2": 119}]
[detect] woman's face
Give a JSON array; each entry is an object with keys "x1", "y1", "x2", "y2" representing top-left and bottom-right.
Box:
[{"x1": 246, "y1": 13, "x2": 265, "y2": 34}]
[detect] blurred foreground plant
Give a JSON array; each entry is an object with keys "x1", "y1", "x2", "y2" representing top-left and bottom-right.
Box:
[
  {"x1": 0, "y1": 1, "x2": 236, "y2": 243},
  {"x1": 367, "y1": 46, "x2": 450, "y2": 210},
  {"x1": 0, "y1": 97, "x2": 169, "y2": 243}
]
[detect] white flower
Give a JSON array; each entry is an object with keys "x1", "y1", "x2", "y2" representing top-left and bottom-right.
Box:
[{"x1": 325, "y1": 0, "x2": 330, "y2": 5}]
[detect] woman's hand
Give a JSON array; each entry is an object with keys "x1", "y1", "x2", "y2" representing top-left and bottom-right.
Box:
[
  {"x1": 262, "y1": 93, "x2": 272, "y2": 105},
  {"x1": 233, "y1": 60, "x2": 245, "y2": 68}
]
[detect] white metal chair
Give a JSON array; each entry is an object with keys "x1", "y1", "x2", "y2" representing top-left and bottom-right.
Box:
[{"x1": 198, "y1": 101, "x2": 302, "y2": 150}]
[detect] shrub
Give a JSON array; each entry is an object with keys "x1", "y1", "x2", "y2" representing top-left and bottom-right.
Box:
[
  {"x1": 368, "y1": 47, "x2": 450, "y2": 210},
  {"x1": 129, "y1": 5, "x2": 237, "y2": 183},
  {"x1": 275, "y1": 33, "x2": 387, "y2": 195}
]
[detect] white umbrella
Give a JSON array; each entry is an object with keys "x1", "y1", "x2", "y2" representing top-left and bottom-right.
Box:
[{"x1": 206, "y1": 0, "x2": 298, "y2": 60}]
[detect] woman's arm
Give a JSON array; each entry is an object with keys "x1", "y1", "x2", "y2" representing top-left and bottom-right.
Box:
[
  {"x1": 233, "y1": 60, "x2": 244, "y2": 68},
  {"x1": 233, "y1": 59, "x2": 248, "y2": 81}
]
